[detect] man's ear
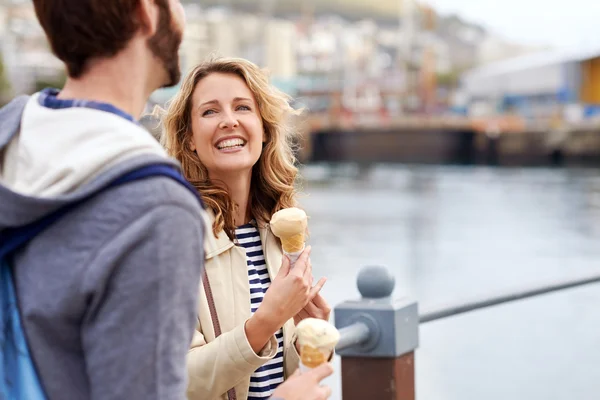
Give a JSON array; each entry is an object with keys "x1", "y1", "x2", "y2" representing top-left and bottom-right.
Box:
[{"x1": 138, "y1": 0, "x2": 159, "y2": 36}]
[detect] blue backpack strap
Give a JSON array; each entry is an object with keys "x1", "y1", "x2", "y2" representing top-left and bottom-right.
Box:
[{"x1": 0, "y1": 164, "x2": 202, "y2": 259}]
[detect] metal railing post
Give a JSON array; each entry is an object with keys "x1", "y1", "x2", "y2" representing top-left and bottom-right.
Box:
[{"x1": 334, "y1": 265, "x2": 419, "y2": 400}]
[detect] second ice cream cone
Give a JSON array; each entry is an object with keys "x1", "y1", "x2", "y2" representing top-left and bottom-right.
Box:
[
  {"x1": 300, "y1": 345, "x2": 331, "y2": 368},
  {"x1": 296, "y1": 318, "x2": 340, "y2": 372}
]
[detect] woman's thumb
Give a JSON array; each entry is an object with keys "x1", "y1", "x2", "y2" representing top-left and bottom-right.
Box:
[{"x1": 276, "y1": 255, "x2": 291, "y2": 278}]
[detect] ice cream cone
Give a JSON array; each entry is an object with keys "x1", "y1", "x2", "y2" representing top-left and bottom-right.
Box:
[
  {"x1": 270, "y1": 208, "x2": 308, "y2": 263},
  {"x1": 296, "y1": 318, "x2": 340, "y2": 372},
  {"x1": 280, "y1": 232, "x2": 305, "y2": 253},
  {"x1": 300, "y1": 345, "x2": 332, "y2": 368}
]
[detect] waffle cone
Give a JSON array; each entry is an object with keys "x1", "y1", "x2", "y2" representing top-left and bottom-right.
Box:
[
  {"x1": 300, "y1": 345, "x2": 330, "y2": 368},
  {"x1": 281, "y1": 233, "x2": 305, "y2": 253}
]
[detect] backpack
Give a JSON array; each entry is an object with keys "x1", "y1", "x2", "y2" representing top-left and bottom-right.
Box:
[{"x1": 0, "y1": 164, "x2": 202, "y2": 399}]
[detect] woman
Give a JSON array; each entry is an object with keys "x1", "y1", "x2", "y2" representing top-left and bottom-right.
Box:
[{"x1": 161, "y1": 57, "x2": 331, "y2": 400}]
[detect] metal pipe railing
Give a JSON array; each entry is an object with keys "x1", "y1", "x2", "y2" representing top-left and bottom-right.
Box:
[
  {"x1": 335, "y1": 322, "x2": 371, "y2": 352},
  {"x1": 336, "y1": 271, "x2": 600, "y2": 352},
  {"x1": 419, "y1": 271, "x2": 600, "y2": 323}
]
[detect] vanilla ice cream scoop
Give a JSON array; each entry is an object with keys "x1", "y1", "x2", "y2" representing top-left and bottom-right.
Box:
[
  {"x1": 270, "y1": 207, "x2": 308, "y2": 254},
  {"x1": 296, "y1": 318, "x2": 340, "y2": 348},
  {"x1": 296, "y1": 318, "x2": 340, "y2": 370}
]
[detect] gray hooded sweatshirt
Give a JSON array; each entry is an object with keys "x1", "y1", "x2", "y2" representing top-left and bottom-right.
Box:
[{"x1": 0, "y1": 93, "x2": 205, "y2": 400}]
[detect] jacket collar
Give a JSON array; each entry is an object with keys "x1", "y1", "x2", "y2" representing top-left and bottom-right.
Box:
[
  {"x1": 204, "y1": 221, "x2": 235, "y2": 260},
  {"x1": 203, "y1": 210, "x2": 279, "y2": 262}
]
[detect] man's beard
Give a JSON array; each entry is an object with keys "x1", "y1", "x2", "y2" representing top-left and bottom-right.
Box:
[{"x1": 147, "y1": 0, "x2": 183, "y2": 88}]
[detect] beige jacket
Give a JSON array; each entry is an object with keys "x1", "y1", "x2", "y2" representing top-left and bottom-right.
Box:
[{"x1": 187, "y1": 213, "x2": 300, "y2": 400}]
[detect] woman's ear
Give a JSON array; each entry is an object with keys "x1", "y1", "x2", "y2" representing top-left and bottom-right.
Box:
[{"x1": 189, "y1": 136, "x2": 196, "y2": 152}]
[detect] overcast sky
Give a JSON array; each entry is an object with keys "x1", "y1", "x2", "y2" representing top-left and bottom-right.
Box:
[{"x1": 425, "y1": 0, "x2": 600, "y2": 49}]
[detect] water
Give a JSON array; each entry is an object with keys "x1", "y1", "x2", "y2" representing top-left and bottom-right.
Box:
[{"x1": 299, "y1": 163, "x2": 600, "y2": 400}]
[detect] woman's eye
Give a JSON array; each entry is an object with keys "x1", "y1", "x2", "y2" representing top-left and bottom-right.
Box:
[
  {"x1": 202, "y1": 109, "x2": 216, "y2": 116},
  {"x1": 237, "y1": 105, "x2": 251, "y2": 111}
]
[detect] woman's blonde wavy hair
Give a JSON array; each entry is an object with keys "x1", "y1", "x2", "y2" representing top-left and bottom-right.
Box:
[{"x1": 160, "y1": 57, "x2": 302, "y2": 240}]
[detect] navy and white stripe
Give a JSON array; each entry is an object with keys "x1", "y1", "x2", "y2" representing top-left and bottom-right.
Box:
[{"x1": 235, "y1": 223, "x2": 284, "y2": 399}]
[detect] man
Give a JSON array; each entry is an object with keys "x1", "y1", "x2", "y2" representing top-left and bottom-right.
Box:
[{"x1": 0, "y1": 0, "x2": 332, "y2": 399}]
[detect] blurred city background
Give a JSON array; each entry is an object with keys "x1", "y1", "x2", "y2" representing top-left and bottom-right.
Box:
[
  {"x1": 3, "y1": 0, "x2": 600, "y2": 166},
  {"x1": 2, "y1": 0, "x2": 600, "y2": 399}
]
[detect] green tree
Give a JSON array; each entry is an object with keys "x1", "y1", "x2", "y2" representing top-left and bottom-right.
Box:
[{"x1": 436, "y1": 70, "x2": 461, "y2": 88}]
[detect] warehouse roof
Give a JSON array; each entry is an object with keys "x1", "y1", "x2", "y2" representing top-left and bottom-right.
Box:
[{"x1": 464, "y1": 46, "x2": 600, "y2": 80}]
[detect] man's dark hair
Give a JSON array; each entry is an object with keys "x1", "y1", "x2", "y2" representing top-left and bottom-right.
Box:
[{"x1": 33, "y1": 0, "x2": 166, "y2": 78}]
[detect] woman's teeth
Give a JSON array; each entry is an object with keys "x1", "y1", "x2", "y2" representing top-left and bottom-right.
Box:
[{"x1": 217, "y1": 138, "x2": 245, "y2": 149}]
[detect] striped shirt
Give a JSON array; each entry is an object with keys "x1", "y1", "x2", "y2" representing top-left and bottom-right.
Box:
[{"x1": 235, "y1": 223, "x2": 285, "y2": 399}]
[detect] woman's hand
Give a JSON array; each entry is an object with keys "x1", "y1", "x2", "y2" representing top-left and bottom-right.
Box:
[
  {"x1": 245, "y1": 246, "x2": 313, "y2": 353},
  {"x1": 270, "y1": 363, "x2": 333, "y2": 400},
  {"x1": 293, "y1": 290, "x2": 331, "y2": 325},
  {"x1": 293, "y1": 256, "x2": 331, "y2": 324}
]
